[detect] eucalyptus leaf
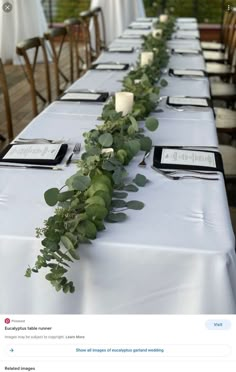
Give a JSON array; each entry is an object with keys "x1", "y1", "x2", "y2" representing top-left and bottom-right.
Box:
[
  {"x1": 123, "y1": 184, "x2": 139, "y2": 192},
  {"x1": 85, "y1": 204, "x2": 108, "y2": 220},
  {"x1": 44, "y1": 188, "x2": 59, "y2": 207},
  {"x1": 68, "y1": 249, "x2": 80, "y2": 260},
  {"x1": 145, "y1": 117, "x2": 159, "y2": 131},
  {"x1": 112, "y1": 168, "x2": 126, "y2": 185},
  {"x1": 86, "y1": 195, "x2": 106, "y2": 207},
  {"x1": 111, "y1": 199, "x2": 127, "y2": 208},
  {"x1": 126, "y1": 200, "x2": 145, "y2": 210},
  {"x1": 124, "y1": 139, "x2": 140, "y2": 157},
  {"x1": 71, "y1": 175, "x2": 91, "y2": 192},
  {"x1": 102, "y1": 160, "x2": 116, "y2": 171},
  {"x1": 133, "y1": 174, "x2": 148, "y2": 187},
  {"x1": 87, "y1": 182, "x2": 111, "y2": 197},
  {"x1": 98, "y1": 133, "x2": 113, "y2": 147},
  {"x1": 106, "y1": 213, "x2": 127, "y2": 223},
  {"x1": 160, "y1": 78, "x2": 168, "y2": 87},
  {"x1": 61, "y1": 235, "x2": 75, "y2": 252},
  {"x1": 57, "y1": 191, "x2": 75, "y2": 202},
  {"x1": 94, "y1": 190, "x2": 112, "y2": 208},
  {"x1": 140, "y1": 136, "x2": 152, "y2": 152},
  {"x1": 94, "y1": 219, "x2": 106, "y2": 231},
  {"x1": 80, "y1": 220, "x2": 97, "y2": 240},
  {"x1": 113, "y1": 191, "x2": 128, "y2": 199}
]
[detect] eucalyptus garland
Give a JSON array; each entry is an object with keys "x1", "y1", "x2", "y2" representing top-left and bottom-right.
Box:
[{"x1": 25, "y1": 17, "x2": 175, "y2": 293}]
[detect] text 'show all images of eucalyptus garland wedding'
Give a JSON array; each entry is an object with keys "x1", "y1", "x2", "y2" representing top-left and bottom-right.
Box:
[{"x1": 25, "y1": 16, "x2": 176, "y2": 294}]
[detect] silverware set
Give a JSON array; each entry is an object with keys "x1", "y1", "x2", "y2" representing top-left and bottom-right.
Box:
[
  {"x1": 66, "y1": 143, "x2": 81, "y2": 166},
  {"x1": 13, "y1": 137, "x2": 64, "y2": 144},
  {"x1": 151, "y1": 166, "x2": 219, "y2": 181},
  {"x1": 0, "y1": 139, "x2": 81, "y2": 170}
]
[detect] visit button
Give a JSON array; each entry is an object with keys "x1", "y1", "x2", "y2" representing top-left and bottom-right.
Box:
[{"x1": 206, "y1": 319, "x2": 231, "y2": 330}]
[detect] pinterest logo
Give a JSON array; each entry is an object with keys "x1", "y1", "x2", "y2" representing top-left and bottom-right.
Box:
[{"x1": 4, "y1": 318, "x2": 10, "y2": 324}]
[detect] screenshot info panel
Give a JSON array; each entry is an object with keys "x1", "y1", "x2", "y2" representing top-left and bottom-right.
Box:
[{"x1": 0, "y1": 315, "x2": 235, "y2": 371}]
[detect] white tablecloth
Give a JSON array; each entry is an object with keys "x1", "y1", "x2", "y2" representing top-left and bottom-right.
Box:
[
  {"x1": 90, "y1": 0, "x2": 146, "y2": 45},
  {"x1": 0, "y1": 18, "x2": 235, "y2": 314}
]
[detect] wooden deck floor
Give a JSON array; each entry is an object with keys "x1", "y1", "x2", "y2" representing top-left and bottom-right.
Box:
[{"x1": 0, "y1": 42, "x2": 78, "y2": 147}]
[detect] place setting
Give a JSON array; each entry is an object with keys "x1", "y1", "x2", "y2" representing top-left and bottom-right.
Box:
[
  {"x1": 164, "y1": 96, "x2": 214, "y2": 113},
  {"x1": 0, "y1": 138, "x2": 82, "y2": 170},
  {"x1": 151, "y1": 146, "x2": 223, "y2": 181}
]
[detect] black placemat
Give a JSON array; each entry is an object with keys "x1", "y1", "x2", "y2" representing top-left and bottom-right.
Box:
[
  {"x1": 0, "y1": 143, "x2": 68, "y2": 166},
  {"x1": 166, "y1": 96, "x2": 213, "y2": 108},
  {"x1": 91, "y1": 63, "x2": 129, "y2": 71},
  {"x1": 58, "y1": 91, "x2": 109, "y2": 102},
  {"x1": 153, "y1": 146, "x2": 224, "y2": 173},
  {"x1": 168, "y1": 69, "x2": 207, "y2": 78}
]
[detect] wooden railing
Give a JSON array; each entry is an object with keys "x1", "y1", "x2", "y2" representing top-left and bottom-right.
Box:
[{"x1": 42, "y1": 0, "x2": 91, "y2": 26}]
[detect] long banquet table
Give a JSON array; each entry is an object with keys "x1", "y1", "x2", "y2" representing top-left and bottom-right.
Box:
[{"x1": 0, "y1": 17, "x2": 236, "y2": 314}]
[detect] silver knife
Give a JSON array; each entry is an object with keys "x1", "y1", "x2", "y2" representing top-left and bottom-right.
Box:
[{"x1": 0, "y1": 163, "x2": 63, "y2": 170}]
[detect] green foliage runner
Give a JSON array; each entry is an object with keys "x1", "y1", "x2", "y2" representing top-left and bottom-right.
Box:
[{"x1": 25, "y1": 17, "x2": 175, "y2": 293}]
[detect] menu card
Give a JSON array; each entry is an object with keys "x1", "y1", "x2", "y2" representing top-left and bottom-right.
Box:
[
  {"x1": 153, "y1": 147, "x2": 224, "y2": 173},
  {"x1": 171, "y1": 69, "x2": 205, "y2": 77},
  {"x1": 129, "y1": 24, "x2": 151, "y2": 29},
  {"x1": 161, "y1": 148, "x2": 216, "y2": 168},
  {"x1": 60, "y1": 92, "x2": 101, "y2": 101},
  {"x1": 176, "y1": 31, "x2": 198, "y2": 39},
  {"x1": 167, "y1": 97, "x2": 209, "y2": 107},
  {"x1": 94, "y1": 63, "x2": 128, "y2": 70},
  {"x1": 3, "y1": 144, "x2": 62, "y2": 161},
  {"x1": 172, "y1": 48, "x2": 200, "y2": 54},
  {"x1": 107, "y1": 47, "x2": 134, "y2": 53}
]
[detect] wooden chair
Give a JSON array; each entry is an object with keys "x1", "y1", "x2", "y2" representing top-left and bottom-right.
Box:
[
  {"x1": 219, "y1": 145, "x2": 236, "y2": 182},
  {"x1": 64, "y1": 18, "x2": 91, "y2": 81},
  {"x1": 80, "y1": 8, "x2": 104, "y2": 60},
  {"x1": 16, "y1": 37, "x2": 51, "y2": 117},
  {"x1": 0, "y1": 58, "x2": 14, "y2": 141},
  {"x1": 92, "y1": 6, "x2": 106, "y2": 49},
  {"x1": 215, "y1": 108, "x2": 236, "y2": 135},
  {"x1": 44, "y1": 27, "x2": 70, "y2": 96},
  {"x1": 206, "y1": 12, "x2": 236, "y2": 78},
  {"x1": 203, "y1": 11, "x2": 236, "y2": 63},
  {"x1": 201, "y1": 9, "x2": 232, "y2": 51},
  {"x1": 210, "y1": 32, "x2": 236, "y2": 107}
]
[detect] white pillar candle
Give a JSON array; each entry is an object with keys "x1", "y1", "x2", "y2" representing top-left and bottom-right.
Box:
[
  {"x1": 159, "y1": 14, "x2": 168, "y2": 23},
  {"x1": 115, "y1": 92, "x2": 134, "y2": 116},
  {"x1": 140, "y1": 52, "x2": 154, "y2": 67},
  {"x1": 152, "y1": 29, "x2": 163, "y2": 38}
]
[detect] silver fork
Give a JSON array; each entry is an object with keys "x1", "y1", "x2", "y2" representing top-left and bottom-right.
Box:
[
  {"x1": 138, "y1": 151, "x2": 151, "y2": 167},
  {"x1": 155, "y1": 168, "x2": 218, "y2": 176},
  {"x1": 66, "y1": 143, "x2": 81, "y2": 166},
  {"x1": 151, "y1": 166, "x2": 219, "y2": 181}
]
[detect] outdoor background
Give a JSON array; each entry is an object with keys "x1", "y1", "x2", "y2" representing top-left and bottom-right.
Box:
[{"x1": 41, "y1": 0, "x2": 236, "y2": 24}]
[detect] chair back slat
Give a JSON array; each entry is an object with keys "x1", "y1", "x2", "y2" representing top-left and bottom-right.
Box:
[
  {"x1": 16, "y1": 37, "x2": 51, "y2": 117},
  {"x1": 65, "y1": 18, "x2": 91, "y2": 80},
  {"x1": 44, "y1": 27, "x2": 69, "y2": 96},
  {"x1": 0, "y1": 58, "x2": 13, "y2": 141}
]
